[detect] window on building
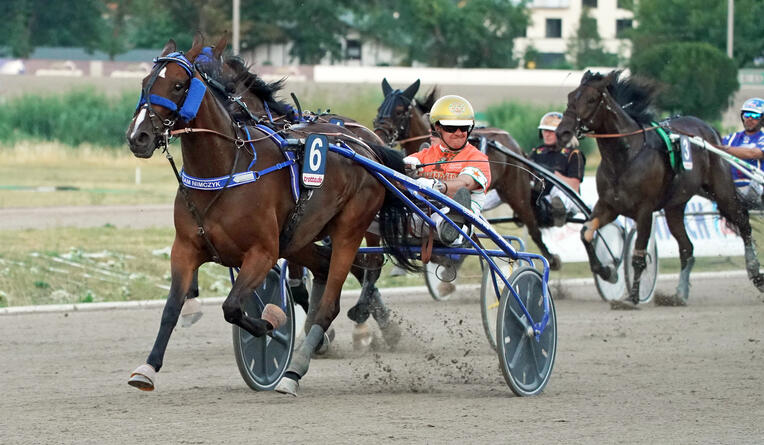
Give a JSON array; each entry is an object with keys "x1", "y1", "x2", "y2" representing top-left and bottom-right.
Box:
[
  {"x1": 545, "y1": 18, "x2": 562, "y2": 38},
  {"x1": 617, "y1": 0, "x2": 634, "y2": 10},
  {"x1": 582, "y1": 0, "x2": 597, "y2": 7},
  {"x1": 616, "y1": 19, "x2": 633, "y2": 38},
  {"x1": 346, "y1": 39, "x2": 361, "y2": 60}
]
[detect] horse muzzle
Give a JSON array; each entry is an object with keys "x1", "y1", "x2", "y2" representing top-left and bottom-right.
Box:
[{"x1": 126, "y1": 129, "x2": 159, "y2": 158}]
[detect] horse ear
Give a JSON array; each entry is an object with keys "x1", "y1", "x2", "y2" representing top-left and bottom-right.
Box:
[
  {"x1": 382, "y1": 78, "x2": 393, "y2": 97},
  {"x1": 186, "y1": 32, "x2": 205, "y2": 59},
  {"x1": 161, "y1": 39, "x2": 176, "y2": 57},
  {"x1": 402, "y1": 79, "x2": 420, "y2": 99},
  {"x1": 605, "y1": 70, "x2": 620, "y2": 85},
  {"x1": 212, "y1": 32, "x2": 229, "y2": 60}
]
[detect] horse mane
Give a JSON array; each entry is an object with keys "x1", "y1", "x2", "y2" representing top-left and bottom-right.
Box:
[
  {"x1": 205, "y1": 56, "x2": 294, "y2": 117},
  {"x1": 583, "y1": 71, "x2": 658, "y2": 125},
  {"x1": 416, "y1": 87, "x2": 438, "y2": 113}
]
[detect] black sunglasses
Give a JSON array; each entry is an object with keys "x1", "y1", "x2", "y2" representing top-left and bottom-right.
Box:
[{"x1": 440, "y1": 124, "x2": 471, "y2": 133}]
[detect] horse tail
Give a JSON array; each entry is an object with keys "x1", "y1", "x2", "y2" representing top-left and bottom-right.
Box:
[{"x1": 370, "y1": 144, "x2": 423, "y2": 272}]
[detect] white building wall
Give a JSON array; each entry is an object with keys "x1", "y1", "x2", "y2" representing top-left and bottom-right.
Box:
[{"x1": 516, "y1": 0, "x2": 634, "y2": 63}]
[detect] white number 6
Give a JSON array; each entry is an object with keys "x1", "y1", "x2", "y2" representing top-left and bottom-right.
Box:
[{"x1": 309, "y1": 138, "x2": 322, "y2": 171}]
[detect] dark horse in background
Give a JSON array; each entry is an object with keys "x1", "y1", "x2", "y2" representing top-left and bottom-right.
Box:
[
  {"x1": 373, "y1": 78, "x2": 561, "y2": 270},
  {"x1": 125, "y1": 35, "x2": 417, "y2": 392},
  {"x1": 556, "y1": 70, "x2": 764, "y2": 308}
]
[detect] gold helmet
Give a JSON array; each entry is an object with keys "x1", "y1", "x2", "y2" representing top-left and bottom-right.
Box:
[
  {"x1": 429, "y1": 95, "x2": 475, "y2": 126},
  {"x1": 538, "y1": 111, "x2": 563, "y2": 131}
]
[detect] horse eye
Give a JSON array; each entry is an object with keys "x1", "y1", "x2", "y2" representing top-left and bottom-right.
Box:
[{"x1": 174, "y1": 83, "x2": 184, "y2": 91}]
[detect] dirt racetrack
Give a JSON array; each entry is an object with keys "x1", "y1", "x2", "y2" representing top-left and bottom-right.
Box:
[{"x1": 1, "y1": 275, "x2": 762, "y2": 444}]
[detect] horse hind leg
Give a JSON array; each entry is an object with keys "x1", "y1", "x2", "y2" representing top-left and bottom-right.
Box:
[
  {"x1": 659, "y1": 206, "x2": 695, "y2": 306},
  {"x1": 713, "y1": 186, "x2": 764, "y2": 293},
  {"x1": 504, "y1": 190, "x2": 561, "y2": 270}
]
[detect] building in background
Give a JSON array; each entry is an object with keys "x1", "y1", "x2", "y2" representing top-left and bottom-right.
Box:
[{"x1": 515, "y1": 0, "x2": 634, "y2": 67}]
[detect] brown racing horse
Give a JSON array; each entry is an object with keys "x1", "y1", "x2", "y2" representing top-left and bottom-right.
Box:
[
  {"x1": 207, "y1": 45, "x2": 402, "y2": 350},
  {"x1": 555, "y1": 70, "x2": 764, "y2": 307},
  {"x1": 373, "y1": 78, "x2": 561, "y2": 270},
  {"x1": 125, "y1": 35, "x2": 417, "y2": 392}
]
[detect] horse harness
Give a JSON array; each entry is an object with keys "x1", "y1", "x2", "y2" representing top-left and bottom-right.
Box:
[{"x1": 141, "y1": 51, "x2": 386, "y2": 261}]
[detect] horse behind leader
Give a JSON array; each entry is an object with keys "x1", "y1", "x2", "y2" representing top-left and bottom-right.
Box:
[
  {"x1": 556, "y1": 70, "x2": 764, "y2": 308},
  {"x1": 373, "y1": 78, "x2": 561, "y2": 270},
  {"x1": 124, "y1": 35, "x2": 419, "y2": 392}
]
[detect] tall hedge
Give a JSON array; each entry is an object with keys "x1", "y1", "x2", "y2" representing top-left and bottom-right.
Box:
[{"x1": 629, "y1": 42, "x2": 738, "y2": 121}]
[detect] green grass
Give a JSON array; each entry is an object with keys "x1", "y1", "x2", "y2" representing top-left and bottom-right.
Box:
[
  {"x1": 0, "y1": 221, "x2": 757, "y2": 308},
  {"x1": 0, "y1": 142, "x2": 178, "y2": 207}
]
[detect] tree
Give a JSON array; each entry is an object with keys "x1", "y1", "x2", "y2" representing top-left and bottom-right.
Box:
[
  {"x1": 356, "y1": 0, "x2": 529, "y2": 68},
  {"x1": 567, "y1": 7, "x2": 618, "y2": 69},
  {"x1": 631, "y1": 0, "x2": 764, "y2": 68},
  {"x1": 0, "y1": 0, "x2": 106, "y2": 58},
  {"x1": 629, "y1": 42, "x2": 739, "y2": 121}
]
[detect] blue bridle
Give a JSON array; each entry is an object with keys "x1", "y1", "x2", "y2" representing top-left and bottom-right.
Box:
[{"x1": 135, "y1": 51, "x2": 208, "y2": 123}]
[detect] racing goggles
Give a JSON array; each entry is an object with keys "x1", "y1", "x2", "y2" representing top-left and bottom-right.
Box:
[
  {"x1": 742, "y1": 111, "x2": 762, "y2": 120},
  {"x1": 440, "y1": 124, "x2": 471, "y2": 133}
]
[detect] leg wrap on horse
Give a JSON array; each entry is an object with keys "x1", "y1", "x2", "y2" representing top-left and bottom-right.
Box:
[
  {"x1": 304, "y1": 280, "x2": 326, "y2": 335},
  {"x1": 628, "y1": 249, "x2": 647, "y2": 304},
  {"x1": 744, "y1": 243, "x2": 761, "y2": 280},
  {"x1": 286, "y1": 324, "x2": 325, "y2": 379},
  {"x1": 347, "y1": 275, "x2": 378, "y2": 324},
  {"x1": 676, "y1": 256, "x2": 695, "y2": 301}
]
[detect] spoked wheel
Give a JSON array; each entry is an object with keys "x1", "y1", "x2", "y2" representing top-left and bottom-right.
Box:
[
  {"x1": 624, "y1": 227, "x2": 659, "y2": 304},
  {"x1": 497, "y1": 266, "x2": 557, "y2": 396},
  {"x1": 232, "y1": 268, "x2": 295, "y2": 391},
  {"x1": 424, "y1": 255, "x2": 463, "y2": 301},
  {"x1": 479, "y1": 257, "x2": 514, "y2": 351},
  {"x1": 592, "y1": 223, "x2": 628, "y2": 302}
]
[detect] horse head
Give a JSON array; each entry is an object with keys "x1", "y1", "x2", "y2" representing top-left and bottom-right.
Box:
[
  {"x1": 556, "y1": 70, "x2": 620, "y2": 149},
  {"x1": 126, "y1": 33, "x2": 213, "y2": 158},
  {"x1": 373, "y1": 78, "x2": 420, "y2": 144}
]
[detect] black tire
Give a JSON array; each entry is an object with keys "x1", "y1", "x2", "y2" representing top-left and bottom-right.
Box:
[
  {"x1": 624, "y1": 228, "x2": 659, "y2": 304},
  {"x1": 497, "y1": 266, "x2": 557, "y2": 396},
  {"x1": 232, "y1": 268, "x2": 295, "y2": 391},
  {"x1": 592, "y1": 223, "x2": 628, "y2": 302}
]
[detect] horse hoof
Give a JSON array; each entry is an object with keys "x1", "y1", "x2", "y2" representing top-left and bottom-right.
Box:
[
  {"x1": 380, "y1": 322, "x2": 402, "y2": 349},
  {"x1": 654, "y1": 293, "x2": 687, "y2": 307},
  {"x1": 352, "y1": 323, "x2": 372, "y2": 351},
  {"x1": 609, "y1": 299, "x2": 639, "y2": 310},
  {"x1": 313, "y1": 327, "x2": 335, "y2": 356},
  {"x1": 274, "y1": 376, "x2": 299, "y2": 396},
  {"x1": 436, "y1": 281, "x2": 456, "y2": 297},
  {"x1": 261, "y1": 303, "x2": 287, "y2": 330},
  {"x1": 128, "y1": 364, "x2": 156, "y2": 391},
  {"x1": 548, "y1": 254, "x2": 561, "y2": 271},
  {"x1": 180, "y1": 298, "x2": 203, "y2": 328}
]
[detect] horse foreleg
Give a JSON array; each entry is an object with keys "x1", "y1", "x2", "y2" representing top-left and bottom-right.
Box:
[
  {"x1": 663, "y1": 206, "x2": 694, "y2": 305},
  {"x1": 180, "y1": 270, "x2": 203, "y2": 327},
  {"x1": 580, "y1": 206, "x2": 617, "y2": 282},
  {"x1": 128, "y1": 243, "x2": 200, "y2": 391},
  {"x1": 626, "y1": 212, "x2": 654, "y2": 305},
  {"x1": 221, "y1": 250, "x2": 281, "y2": 337}
]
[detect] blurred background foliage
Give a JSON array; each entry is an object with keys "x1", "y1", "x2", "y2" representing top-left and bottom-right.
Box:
[{"x1": 0, "y1": 0, "x2": 761, "y2": 142}]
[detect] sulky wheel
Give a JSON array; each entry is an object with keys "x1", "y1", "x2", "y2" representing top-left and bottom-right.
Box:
[
  {"x1": 479, "y1": 258, "x2": 514, "y2": 351},
  {"x1": 497, "y1": 266, "x2": 557, "y2": 396},
  {"x1": 232, "y1": 267, "x2": 295, "y2": 391},
  {"x1": 624, "y1": 228, "x2": 659, "y2": 304},
  {"x1": 592, "y1": 222, "x2": 628, "y2": 302},
  {"x1": 424, "y1": 255, "x2": 463, "y2": 301}
]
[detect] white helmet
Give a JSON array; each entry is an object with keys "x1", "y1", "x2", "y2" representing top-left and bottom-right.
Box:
[
  {"x1": 538, "y1": 111, "x2": 563, "y2": 131},
  {"x1": 741, "y1": 98, "x2": 764, "y2": 115}
]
